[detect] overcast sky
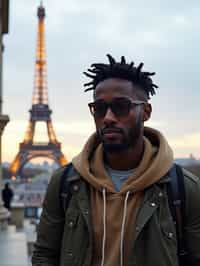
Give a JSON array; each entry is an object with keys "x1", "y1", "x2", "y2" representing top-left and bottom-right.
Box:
[{"x1": 2, "y1": 0, "x2": 200, "y2": 163}]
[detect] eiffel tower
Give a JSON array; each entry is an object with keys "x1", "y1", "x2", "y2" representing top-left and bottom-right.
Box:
[{"x1": 9, "y1": 2, "x2": 67, "y2": 177}]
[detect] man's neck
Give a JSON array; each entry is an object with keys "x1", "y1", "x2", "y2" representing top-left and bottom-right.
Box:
[{"x1": 104, "y1": 139, "x2": 144, "y2": 170}]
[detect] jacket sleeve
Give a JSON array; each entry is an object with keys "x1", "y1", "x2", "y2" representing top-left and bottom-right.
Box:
[
  {"x1": 183, "y1": 169, "x2": 200, "y2": 266},
  {"x1": 32, "y1": 167, "x2": 66, "y2": 266}
]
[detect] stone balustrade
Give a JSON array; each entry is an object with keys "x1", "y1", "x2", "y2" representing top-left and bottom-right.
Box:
[{"x1": 10, "y1": 202, "x2": 25, "y2": 229}]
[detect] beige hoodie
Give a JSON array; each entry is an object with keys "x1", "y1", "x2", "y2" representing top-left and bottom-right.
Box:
[{"x1": 72, "y1": 127, "x2": 174, "y2": 266}]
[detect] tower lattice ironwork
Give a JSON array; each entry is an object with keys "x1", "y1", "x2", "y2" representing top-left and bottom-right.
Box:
[{"x1": 10, "y1": 3, "x2": 67, "y2": 176}]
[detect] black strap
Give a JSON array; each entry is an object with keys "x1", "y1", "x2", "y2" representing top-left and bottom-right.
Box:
[
  {"x1": 59, "y1": 163, "x2": 74, "y2": 212},
  {"x1": 167, "y1": 164, "x2": 187, "y2": 264}
]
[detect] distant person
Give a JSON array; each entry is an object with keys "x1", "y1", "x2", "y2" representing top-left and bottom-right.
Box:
[
  {"x1": 2, "y1": 182, "x2": 14, "y2": 210},
  {"x1": 32, "y1": 55, "x2": 200, "y2": 266}
]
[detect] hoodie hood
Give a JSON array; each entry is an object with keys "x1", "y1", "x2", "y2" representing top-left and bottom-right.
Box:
[{"x1": 72, "y1": 126, "x2": 174, "y2": 193}]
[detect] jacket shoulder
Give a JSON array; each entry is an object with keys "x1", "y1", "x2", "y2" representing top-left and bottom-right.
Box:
[
  {"x1": 48, "y1": 163, "x2": 76, "y2": 186},
  {"x1": 52, "y1": 163, "x2": 80, "y2": 182},
  {"x1": 182, "y1": 167, "x2": 200, "y2": 183},
  {"x1": 51, "y1": 164, "x2": 69, "y2": 181},
  {"x1": 181, "y1": 167, "x2": 200, "y2": 203},
  {"x1": 181, "y1": 168, "x2": 200, "y2": 261},
  {"x1": 42, "y1": 164, "x2": 74, "y2": 214},
  {"x1": 181, "y1": 167, "x2": 200, "y2": 216}
]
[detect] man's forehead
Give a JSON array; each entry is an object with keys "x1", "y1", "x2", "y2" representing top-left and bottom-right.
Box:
[
  {"x1": 94, "y1": 78, "x2": 140, "y2": 99},
  {"x1": 95, "y1": 78, "x2": 133, "y2": 90}
]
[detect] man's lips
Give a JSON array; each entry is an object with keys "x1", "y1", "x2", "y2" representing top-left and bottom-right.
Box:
[{"x1": 101, "y1": 128, "x2": 123, "y2": 138}]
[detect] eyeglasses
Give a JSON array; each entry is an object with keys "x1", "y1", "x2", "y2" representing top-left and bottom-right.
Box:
[{"x1": 88, "y1": 98, "x2": 146, "y2": 118}]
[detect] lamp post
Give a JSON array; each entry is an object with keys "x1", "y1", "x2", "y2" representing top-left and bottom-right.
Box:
[{"x1": 0, "y1": 0, "x2": 10, "y2": 229}]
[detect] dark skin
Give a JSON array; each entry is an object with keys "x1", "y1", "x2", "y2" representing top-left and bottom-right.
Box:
[{"x1": 93, "y1": 78, "x2": 152, "y2": 170}]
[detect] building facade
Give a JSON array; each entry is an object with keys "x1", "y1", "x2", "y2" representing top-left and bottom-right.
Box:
[{"x1": 0, "y1": 0, "x2": 10, "y2": 229}]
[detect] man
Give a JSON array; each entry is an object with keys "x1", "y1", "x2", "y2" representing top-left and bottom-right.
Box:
[
  {"x1": 2, "y1": 182, "x2": 14, "y2": 210},
  {"x1": 32, "y1": 55, "x2": 200, "y2": 266}
]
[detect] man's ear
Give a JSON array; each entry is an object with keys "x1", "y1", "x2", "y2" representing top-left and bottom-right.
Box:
[{"x1": 142, "y1": 103, "x2": 152, "y2": 122}]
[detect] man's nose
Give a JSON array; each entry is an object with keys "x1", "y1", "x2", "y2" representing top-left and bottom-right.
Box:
[{"x1": 103, "y1": 107, "x2": 117, "y2": 124}]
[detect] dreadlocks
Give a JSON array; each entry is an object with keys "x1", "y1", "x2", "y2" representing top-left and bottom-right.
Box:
[{"x1": 83, "y1": 54, "x2": 158, "y2": 99}]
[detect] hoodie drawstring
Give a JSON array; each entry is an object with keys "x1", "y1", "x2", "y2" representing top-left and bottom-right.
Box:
[
  {"x1": 120, "y1": 191, "x2": 130, "y2": 266},
  {"x1": 101, "y1": 188, "x2": 106, "y2": 266},
  {"x1": 101, "y1": 189, "x2": 130, "y2": 266}
]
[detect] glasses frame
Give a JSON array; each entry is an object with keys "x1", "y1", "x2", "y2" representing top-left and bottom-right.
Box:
[{"x1": 88, "y1": 98, "x2": 146, "y2": 118}]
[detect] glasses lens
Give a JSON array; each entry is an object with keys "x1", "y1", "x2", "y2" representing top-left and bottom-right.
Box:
[
  {"x1": 92, "y1": 100, "x2": 107, "y2": 118},
  {"x1": 89, "y1": 98, "x2": 133, "y2": 118},
  {"x1": 111, "y1": 98, "x2": 131, "y2": 116}
]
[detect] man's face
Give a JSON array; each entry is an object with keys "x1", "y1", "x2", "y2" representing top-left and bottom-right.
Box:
[{"x1": 91, "y1": 78, "x2": 151, "y2": 153}]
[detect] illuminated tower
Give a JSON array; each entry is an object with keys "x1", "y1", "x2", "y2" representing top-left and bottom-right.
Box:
[{"x1": 9, "y1": 2, "x2": 67, "y2": 177}]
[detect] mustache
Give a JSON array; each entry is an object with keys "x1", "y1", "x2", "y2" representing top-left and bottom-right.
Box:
[{"x1": 100, "y1": 126, "x2": 124, "y2": 135}]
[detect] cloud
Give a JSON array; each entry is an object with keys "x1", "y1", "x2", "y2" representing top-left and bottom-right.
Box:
[
  {"x1": 170, "y1": 133, "x2": 200, "y2": 148},
  {"x1": 169, "y1": 133, "x2": 200, "y2": 159}
]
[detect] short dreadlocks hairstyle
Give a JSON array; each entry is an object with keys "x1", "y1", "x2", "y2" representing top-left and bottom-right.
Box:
[{"x1": 83, "y1": 54, "x2": 158, "y2": 99}]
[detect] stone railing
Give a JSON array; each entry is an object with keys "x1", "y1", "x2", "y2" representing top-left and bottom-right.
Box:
[{"x1": 10, "y1": 202, "x2": 25, "y2": 229}]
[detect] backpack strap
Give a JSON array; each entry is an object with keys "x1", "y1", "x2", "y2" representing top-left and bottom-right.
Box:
[
  {"x1": 59, "y1": 163, "x2": 80, "y2": 212},
  {"x1": 167, "y1": 164, "x2": 187, "y2": 262}
]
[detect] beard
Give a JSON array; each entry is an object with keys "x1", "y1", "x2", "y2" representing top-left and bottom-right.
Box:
[
  {"x1": 103, "y1": 142, "x2": 129, "y2": 153},
  {"x1": 98, "y1": 113, "x2": 142, "y2": 154}
]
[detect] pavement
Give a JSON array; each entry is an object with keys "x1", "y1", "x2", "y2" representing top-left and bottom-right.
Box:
[{"x1": 0, "y1": 225, "x2": 30, "y2": 266}]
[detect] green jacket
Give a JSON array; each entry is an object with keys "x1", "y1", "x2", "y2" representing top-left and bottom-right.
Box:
[{"x1": 32, "y1": 166, "x2": 200, "y2": 266}]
